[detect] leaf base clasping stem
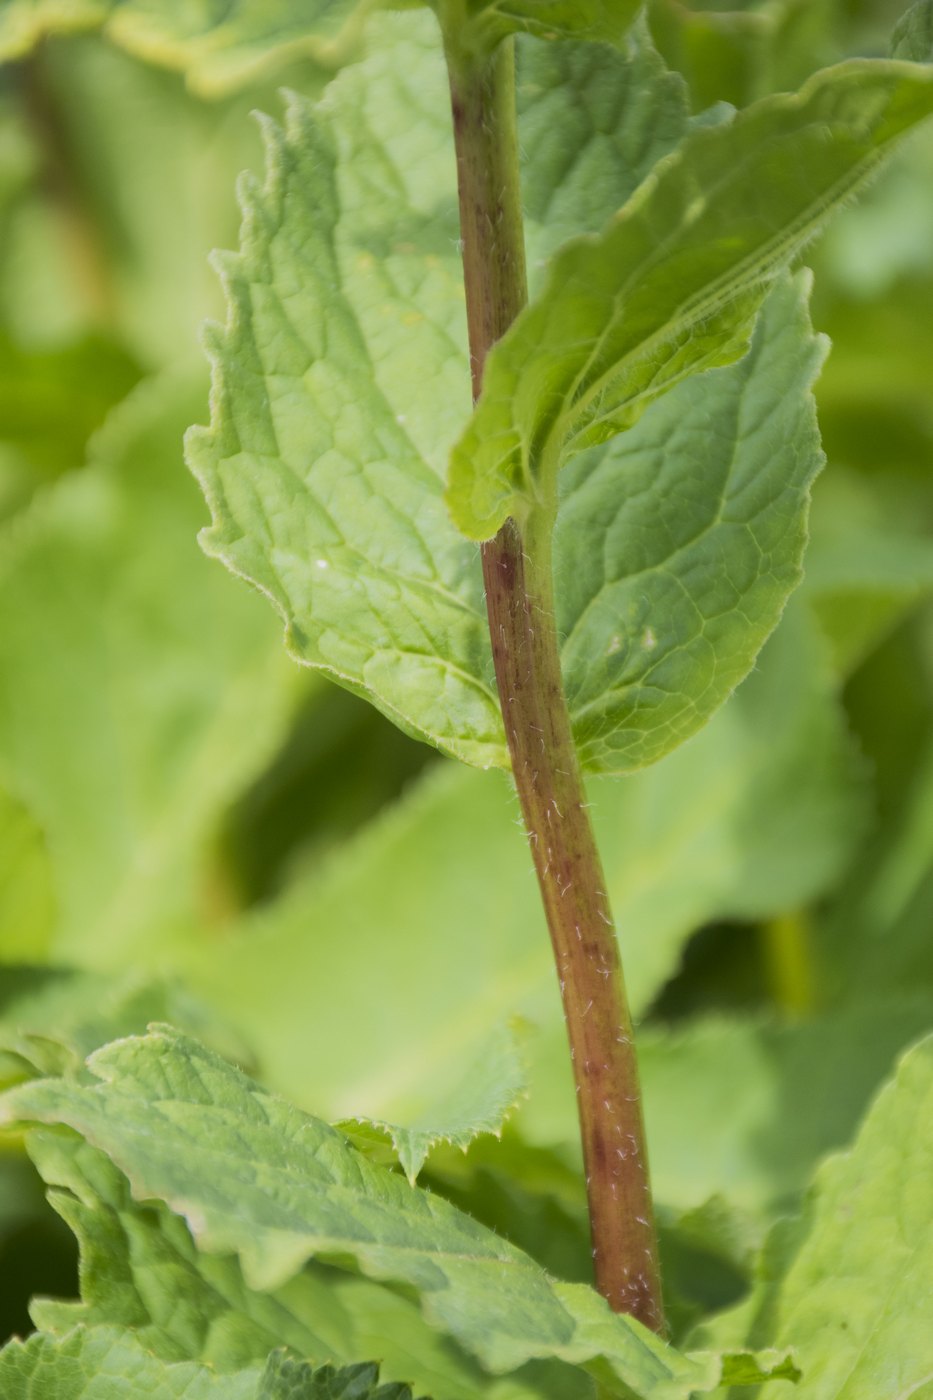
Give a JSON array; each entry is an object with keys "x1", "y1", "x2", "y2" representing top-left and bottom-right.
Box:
[{"x1": 444, "y1": 28, "x2": 665, "y2": 1332}]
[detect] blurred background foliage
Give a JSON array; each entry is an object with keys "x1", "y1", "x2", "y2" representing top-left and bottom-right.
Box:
[{"x1": 0, "y1": 0, "x2": 931, "y2": 1351}]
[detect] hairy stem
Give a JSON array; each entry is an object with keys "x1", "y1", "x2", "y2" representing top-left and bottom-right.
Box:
[{"x1": 445, "y1": 33, "x2": 665, "y2": 1332}]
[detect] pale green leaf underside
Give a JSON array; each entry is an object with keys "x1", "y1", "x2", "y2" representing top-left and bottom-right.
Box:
[
  {"x1": 448, "y1": 58, "x2": 933, "y2": 541},
  {"x1": 694, "y1": 1034, "x2": 933, "y2": 1398},
  {"x1": 0, "y1": 0, "x2": 369, "y2": 94},
  {"x1": 338, "y1": 1022, "x2": 529, "y2": 1182},
  {"x1": 0, "y1": 1028, "x2": 791, "y2": 1397},
  {"x1": 190, "y1": 18, "x2": 827, "y2": 772},
  {"x1": 0, "y1": 1327, "x2": 415, "y2": 1400}
]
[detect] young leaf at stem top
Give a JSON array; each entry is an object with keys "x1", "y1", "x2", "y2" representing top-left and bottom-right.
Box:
[{"x1": 447, "y1": 59, "x2": 933, "y2": 544}]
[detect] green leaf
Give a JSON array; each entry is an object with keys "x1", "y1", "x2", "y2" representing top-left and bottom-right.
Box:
[
  {"x1": 0, "y1": 1326, "x2": 258, "y2": 1400},
  {"x1": 0, "y1": 372, "x2": 299, "y2": 969},
  {"x1": 892, "y1": 1, "x2": 933, "y2": 62},
  {"x1": 186, "y1": 26, "x2": 501, "y2": 770},
  {"x1": 638, "y1": 1001, "x2": 933, "y2": 1219},
  {"x1": 190, "y1": 19, "x2": 839, "y2": 772},
  {"x1": 0, "y1": 1027, "x2": 793, "y2": 1397},
  {"x1": 0, "y1": 1327, "x2": 417, "y2": 1400},
  {"x1": 0, "y1": 0, "x2": 372, "y2": 95},
  {"x1": 448, "y1": 59, "x2": 933, "y2": 543},
  {"x1": 555, "y1": 272, "x2": 825, "y2": 771},
  {"x1": 693, "y1": 1033, "x2": 933, "y2": 1397},
  {"x1": 174, "y1": 601, "x2": 865, "y2": 1127},
  {"x1": 338, "y1": 1021, "x2": 529, "y2": 1183},
  {"x1": 25, "y1": 1132, "x2": 566, "y2": 1400},
  {"x1": 815, "y1": 729, "x2": 933, "y2": 1007}
]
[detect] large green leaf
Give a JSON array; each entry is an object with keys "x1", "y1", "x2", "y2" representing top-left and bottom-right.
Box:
[
  {"x1": 0, "y1": 1028, "x2": 795, "y2": 1397},
  {"x1": 22, "y1": 1129, "x2": 611, "y2": 1399},
  {"x1": 448, "y1": 58, "x2": 933, "y2": 542},
  {"x1": 186, "y1": 22, "x2": 498, "y2": 769},
  {"x1": 0, "y1": 0, "x2": 370, "y2": 95},
  {"x1": 189, "y1": 16, "x2": 831, "y2": 772},
  {"x1": 693, "y1": 1033, "x2": 933, "y2": 1397},
  {"x1": 0, "y1": 373, "x2": 298, "y2": 968},
  {"x1": 0, "y1": 1327, "x2": 418, "y2": 1400},
  {"x1": 554, "y1": 272, "x2": 824, "y2": 770},
  {"x1": 174, "y1": 602, "x2": 864, "y2": 1126}
]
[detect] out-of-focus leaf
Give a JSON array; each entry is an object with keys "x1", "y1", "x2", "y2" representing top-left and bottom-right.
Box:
[
  {"x1": 2, "y1": 42, "x2": 276, "y2": 363},
  {"x1": 445, "y1": 0, "x2": 641, "y2": 49},
  {"x1": 647, "y1": 0, "x2": 837, "y2": 111},
  {"x1": 0, "y1": 790, "x2": 55, "y2": 961},
  {"x1": 0, "y1": 372, "x2": 299, "y2": 969},
  {"x1": 816, "y1": 725, "x2": 933, "y2": 1005},
  {"x1": 174, "y1": 602, "x2": 865, "y2": 1127},
  {"x1": 0, "y1": 0, "x2": 370, "y2": 95},
  {"x1": 0, "y1": 1028, "x2": 797, "y2": 1397},
  {"x1": 520, "y1": 1000, "x2": 933, "y2": 1219},
  {"x1": 802, "y1": 465, "x2": 933, "y2": 674},
  {"x1": 339, "y1": 1022, "x2": 529, "y2": 1183},
  {"x1": 892, "y1": 0, "x2": 933, "y2": 61},
  {"x1": 0, "y1": 333, "x2": 140, "y2": 519},
  {"x1": 693, "y1": 1034, "x2": 933, "y2": 1398}
]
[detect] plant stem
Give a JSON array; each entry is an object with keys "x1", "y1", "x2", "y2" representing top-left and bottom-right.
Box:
[{"x1": 445, "y1": 33, "x2": 665, "y2": 1333}]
